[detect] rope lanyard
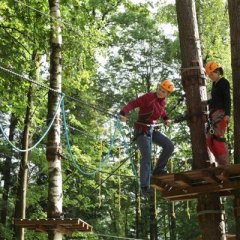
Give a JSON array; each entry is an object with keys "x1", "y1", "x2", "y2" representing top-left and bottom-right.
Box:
[
  {"x1": 0, "y1": 94, "x2": 64, "y2": 152},
  {"x1": 117, "y1": 119, "x2": 139, "y2": 186},
  {"x1": 148, "y1": 125, "x2": 154, "y2": 186},
  {"x1": 61, "y1": 98, "x2": 119, "y2": 176}
]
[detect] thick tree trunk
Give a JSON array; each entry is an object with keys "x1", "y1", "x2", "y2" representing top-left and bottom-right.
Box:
[
  {"x1": 197, "y1": 193, "x2": 226, "y2": 239},
  {"x1": 228, "y1": 1, "x2": 240, "y2": 239},
  {"x1": 0, "y1": 115, "x2": 17, "y2": 225},
  {"x1": 176, "y1": 0, "x2": 209, "y2": 169},
  {"x1": 175, "y1": 1, "x2": 226, "y2": 239},
  {"x1": 47, "y1": 0, "x2": 63, "y2": 239}
]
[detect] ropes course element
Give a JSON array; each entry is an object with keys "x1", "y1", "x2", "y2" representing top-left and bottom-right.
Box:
[
  {"x1": 0, "y1": 65, "x2": 60, "y2": 94},
  {"x1": 62, "y1": 98, "x2": 140, "y2": 186},
  {"x1": 0, "y1": 65, "x2": 145, "y2": 188},
  {"x1": 0, "y1": 65, "x2": 115, "y2": 118},
  {"x1": 118, "y1": 123, "x2": 140, "y2": 186},
  {"x1": 0, "y1": 65, "x2": 138, "y2": 183},
  {"x1": 14, "y1": 0, "x2": 92, "y2": 37},
  {"x1": 0, "y1": 94, "x2": 64, "y2": 152},
  {"x1": 61, "y1": 97, "x2": 119, "y2": 176},
  {"x1": 94, "y1": 156, "x2": 132, "y2": 191}
]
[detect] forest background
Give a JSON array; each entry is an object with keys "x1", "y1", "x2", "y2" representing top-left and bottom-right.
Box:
[{"x1": 0, "y1": 0, "x2": 234, "y2": 239}]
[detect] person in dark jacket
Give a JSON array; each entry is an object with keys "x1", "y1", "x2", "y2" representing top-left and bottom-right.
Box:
[
  {"x1": 205, "y1": 61, "x2": 231, "y2": 166},
  {"x1": 119, "y1": 80, "x2": 175, "y2": 194}
]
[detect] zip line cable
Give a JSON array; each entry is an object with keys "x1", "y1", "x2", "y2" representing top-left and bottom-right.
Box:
[
  {"x1": 0, "y1": 65, "x2": 60, "y2": 94},
  {"x1": 14, "y1": 0, "x2": 84, "y2": 37},
  {"x1": 64, "y1": 93, "x2": 115, "y2": 118},
  {"x1": 0, "y1": 65, "x2": 116, "y2": 117}
]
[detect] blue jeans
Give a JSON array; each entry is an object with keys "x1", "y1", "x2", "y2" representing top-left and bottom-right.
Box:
[{"x1": 136, "y1": 129, "x2": 174, "y2": 188}]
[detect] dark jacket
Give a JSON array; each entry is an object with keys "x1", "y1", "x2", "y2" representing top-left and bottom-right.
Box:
[{"x1": 208, "y1": 77, "x2": 231, "y2": 116}]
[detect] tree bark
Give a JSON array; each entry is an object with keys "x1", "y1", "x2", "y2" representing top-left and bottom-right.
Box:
[
  {"x1": 0, "y1": 114, "x2": 17, "y2": 225},
  {"x1": 175, "y1": 0, "x2": 226, "y2": 239},
  {"x1": 14, "y1": 82, "x2": 34, "y2": 240},
  {"x1": 176, "y1": 0, "x2": 209, "y2": 169},
  {"x1": 135, "y1": 180, "x2": 140, "y2": 238},
  {"x1": 149, "y1": 190, "x2": 157, "y2": 240},
  {"x1": 228, "y1": 1, "x2": 240, "y2": 239},
  {"x1": 47, "y1": 0, "x2": 63, "y2": 239}
]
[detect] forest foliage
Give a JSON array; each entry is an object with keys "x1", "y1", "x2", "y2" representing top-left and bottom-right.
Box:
[{"x1": 0, "y1": 0, "x2": 234, "y2": 239}]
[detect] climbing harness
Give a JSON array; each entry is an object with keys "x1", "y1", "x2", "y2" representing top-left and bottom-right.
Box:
[{"x1": 206, "y1": 117, "x2": 214, "y2": 135}]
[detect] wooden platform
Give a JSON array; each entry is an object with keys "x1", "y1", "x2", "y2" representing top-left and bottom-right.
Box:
[
  {"x1": 194, "y1": 234, "x2": 236, "y2": 240},
  {"x1": 14, "y1": 218, "x2": 92, "y2": 235},
  {"x1": 151, "y1": 164, "x2": 240, "y2": 201}
]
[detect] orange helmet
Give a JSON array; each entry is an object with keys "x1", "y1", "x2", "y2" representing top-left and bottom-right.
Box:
[
  {"x1": 160, "y1": 79, "x2": 175, "y2": 92},
  {"x1": 205, "y1": 61, "x2": 221, "y2": 75}
]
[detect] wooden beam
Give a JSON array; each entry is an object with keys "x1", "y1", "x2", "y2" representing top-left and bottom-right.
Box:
[
  {"x1": 14, "y1": 218, "x2": 92, "y2": 234},
  {"x1": 201, "y1": 170, "x2": 221, "y2": 184},
  {"x1": 162, "y1": 180, "x2": 240, "y2": 201},
  {"x1": 174, "y1": 173, "x2": 192, "y2": 187}
]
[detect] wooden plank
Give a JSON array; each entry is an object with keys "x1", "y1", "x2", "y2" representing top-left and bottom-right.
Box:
[
  {"x1": 215, "y1": 169, "x2": 229, "y2": 182},
  {"x1": 151, "y1": 164, "x2": 240, "y2": 201},
  {"x1": 163, "y1": 190, "x2": 233, "y2": 201},
  {"x1": 56, "y1": 225, "x2": 72, "y2": 235},
  {"x1": 201, "y1": 170, "x2": 221, "y2": 184},
  {"x1": 151, "y1": 178, "x2": 171, "y2": 191},
  {"x1": 162, "y1": 180, "x2": 240, "y2": 201},
  {"x1": 174, "y1": 173, "x2": 192, "y2": 187},
  {"x1": 14, "y1": 218, "x2": 92, "y2": 233}
]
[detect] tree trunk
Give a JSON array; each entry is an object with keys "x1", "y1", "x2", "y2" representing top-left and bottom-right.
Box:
[
  {"x1": 169, "y1": 202, "x2": 176, "y2": 240},
  {"x1": 228, "y1": 1, "x2": 240, "y2": 239},
  {"x1": 0, "y1": 115, "x2": 17, "y2": 225},
  {"x1": 175, "y1": 0, "x2": 226, "y2": 239},
  {"x1": 135, "y1": 184, "x2": 140, "y2": 238},
  {"x1": 47, "y1": 0, "x2": 63, "y2": 239},
  {"x1": 149, "y1": 191, "x2": 157, "y2": 240},
  {"x1": 14, "y1": 51, "x2": 41, "y2": 239},
  {"x1": 150, "y1": 151, "x2": 157, "y2": 240},
  {"x1": 14, "y1": 82, "x2": 34, "y2": 240},
  {"x1": 197, "y1": 193, "x2": 226, "y2": 239},
  {"x1": 175, "y1": 0, "x2": 208, "y2": 169}
]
